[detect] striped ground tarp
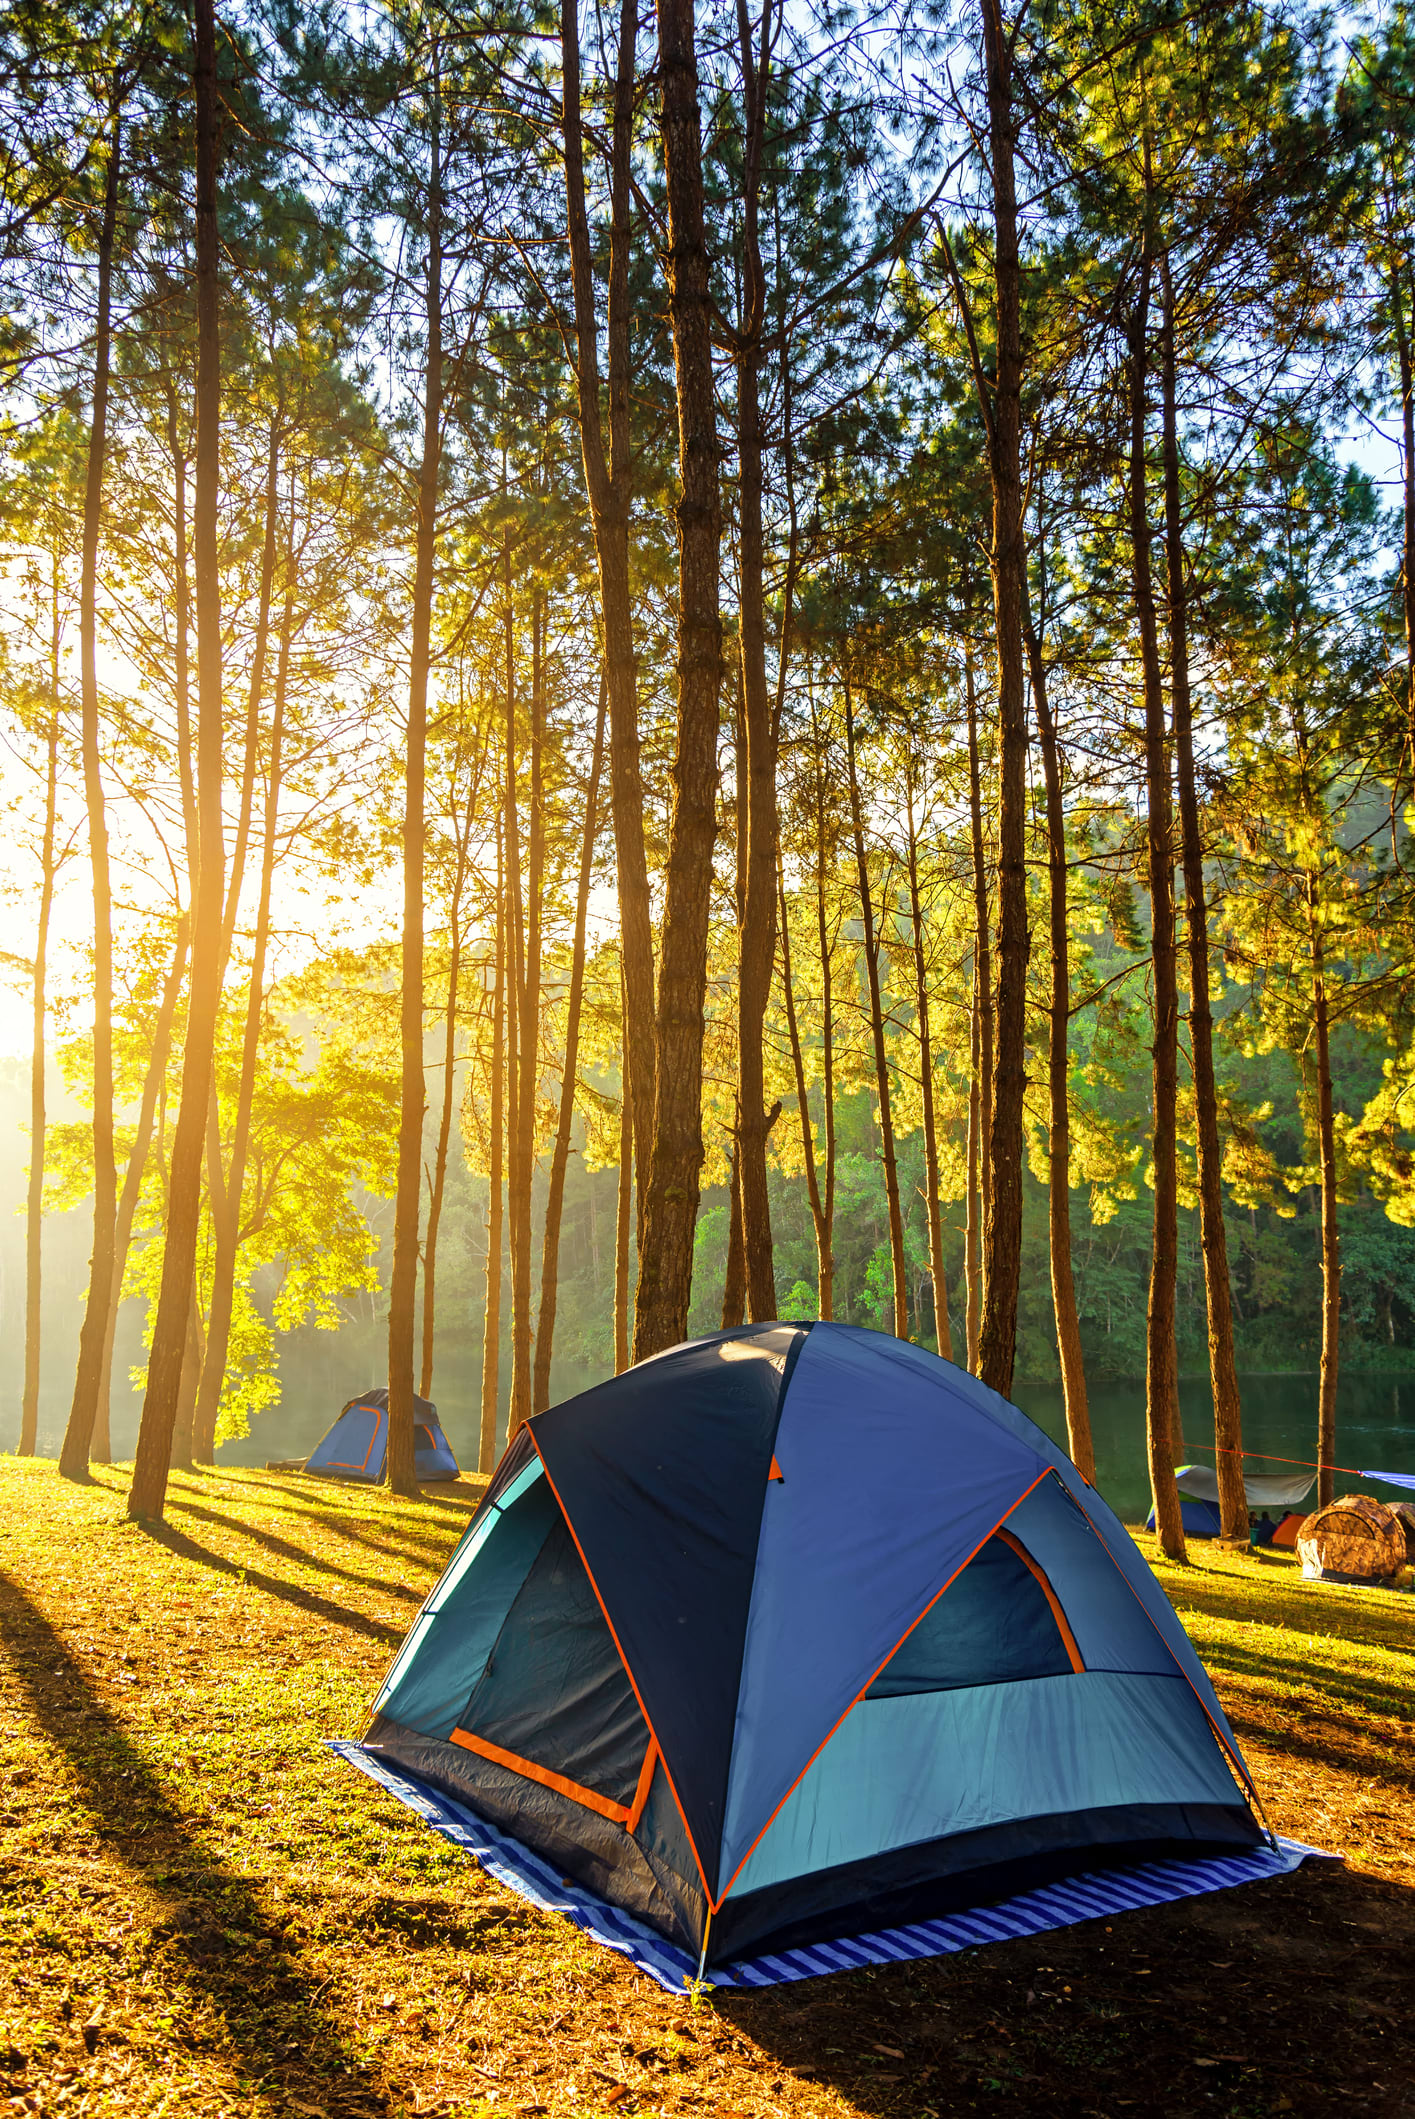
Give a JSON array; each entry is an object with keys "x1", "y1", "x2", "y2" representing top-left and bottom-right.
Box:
[{"x1": 329, "y1": 1739, "x2": 1331, "y2": 1993}]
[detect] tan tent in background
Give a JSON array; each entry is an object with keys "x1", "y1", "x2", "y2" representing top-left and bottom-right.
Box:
[{"x1": 1297, "y1": 1497, "x2": 1407, "y2": 1585}]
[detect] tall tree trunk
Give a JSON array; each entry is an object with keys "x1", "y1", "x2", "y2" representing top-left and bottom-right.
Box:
[
  {"x1": 1160, "y1": 261, "x2": 1245, "y2": 1538},
  {"x1": 1129, "y1": 250, "x2": 1185, "y2": 1563},
  {"x1": 813, "y1": 759, "x2": 837, "y2": 1319},
  {"x1": 721, "y1": 1128, "x2": 746, "y2": 1327},
  {"x1": 59, "y1": 117, "x2": 121, "y2": 1480},
  {"x1": 844, "y1": 683, "x2": 907, "y2": 1337},
  {"x1": 965, "y1": 973, "x2": 982, "y2": 1372},
  {"x1": 169, "y1": 1287, "x2": 204, "y2": 1474},
  {"x1": 973, "y1": 0, "x2": 1029, "y2": 1397},
  {"x1": 614, "y1": 951, "x2": 633, "y2": 1371},
  {"x1": 965, "y1": 648, "x2": 994, "y2": 1236},
  {"x1": 479, "y1": 823, "x2": 506, "y2": 1473},
  {"x1": 1025, "y1": 607, "x2": 1093, "y2": 1480},
  {"x1": 732, "y1": 0, "x2": 778, "y2": 1323},
  {"x1": 96, "y1": 921, "x2": 190, "y2": 1448},
  {"x1": 506, "y1": 591, "x2": 544, "y2": 1432},
  {"x1": 904, "y1": 777, "x2": 952, "y2": 1360},
  {"x1": 632, "y1": 0, "x2": 723, "y2": 1357},
  {"x1": 128, "y1": 0, "x2": 226, "y2": 1520},
  {"x1": 386, "y1": 67, "x2": 442, "y2": 1499},
  {"x1": 421, "y1": 794, "x2": 474, "y2": 1406},
  {"x1": 21, "y1": 603, "x2": 61, "y2": 1460},
  {"x1": 1391, "y1": 261, "x2": 1415, "y2": 782},
  {"x1": 1311, "y1": 909, "x2": 1340, "y2": 1508},
  {"x1": 192, "y1": 576, "x2": 292, "y2": 1463},
  {"x1": 533, "y1": 682, "x2": 607, "y2": 1412},
  {"x1": 964, "y1": 645, "x2": 992, "y2": 1376},
  {"x1": 161, "y1": 369, "x2": 200, "y2": 898},
  {"x1": 219, "y1": 420, "x2": 279, "y2": 970},
  {"x1": 561, "y1": 0, "x2": 655, "y2": 1187},
  {"x1": 779, "y1": 862, "x2": 832, "y2": 1317}
]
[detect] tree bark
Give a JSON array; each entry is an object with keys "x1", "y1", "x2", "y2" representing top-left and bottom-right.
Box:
[
  {"x1": 192, "y1": 573, "x2": 292, "y2": 1464},
  {"x1": 533, "y1": 680, "x2": 607, "y2": 1412},
  {"x1": 127, "y1": 0, "x2": 227, "y2": 1520},
  {"x1": 1391, "y1": 261, "x2": 1415, "y2": 779},
  {"x1": 385, "y1": 64, "x2": 442, "y2": 1499},
  {"x1": 219, "y1": 419, "x2": 279, "y2": 972},
  {"x1": 59, "y1": 115, "x2": 121, "y2": 1482},
  {"x1": 169, "y1": 1287, "x2": 204, "y2": 1474},
  {"x1": 976, "y1": 0, "x2": 1029, "y2": 1400},
  {"x1": 1311, "y1": 912, "x2": 1340, "y2": 1509},
  {"x1": 96, "y1": 921, "x2": 190, "y2": 1446},
  {"x1": 779, "y1": 861, "x2": 833, "y2": 1318},
  {"x1": 904, "y1": 775, "x2": 952, "y2": 1360},
  {"x1": 965, "y1": 647, "x2": 994, "y2": 1235},
  {"x1": 965, "y1": 972, "x2": 982, "y2": 1372},
  {"x1": 965, "y1": 645, "x2": 992, "y2": 1375},
  {"x1": 1130, "y1": 250, "x2": 1186, "y2": 1563},
  {"x1": 420, "y1": 753, "x2": 479, "y2": 1405},
  {"x1": 479, "y1": 822, "x2": 506, "y2": 1473},
  {"x1": 506, "y1": 590, "x2": 545, "y2": 1432},
  {"x1": 614, "y1": 951, "x2": 633, "y2": 1371},
  {"x1": 721, "y1": 1125, "x2": 746, "y2": 1327},
  {"x1": 732, "y1": 0, "x2": 779, "y2": 1323},
  {"x1": 21, "y1": 602, "x2": 61, "y2": 1459},
  {"x1": 632, "y1": 0, "x2": 723, "y2": 1357},
  {"x1": 160, "y1": 368, "x2": 200, "y2": 901},
  {"x1": 1159, "y1": 258, "x2": 1245, "y2": 1538},
  {"x1": 561, "y1": 0, "x2": 655, "y2": 1189},
  {"x1": 844, "y1": 682, "x2": 907, "y2": 1337},
  {"x1": 1025, "y1": 606, "x2": 1093, "y2": 1479}
]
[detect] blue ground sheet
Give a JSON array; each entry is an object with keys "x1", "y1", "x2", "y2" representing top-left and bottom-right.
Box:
[{"x1": 329, "y1": 1739, "x2": 1334, "y2": 1993}]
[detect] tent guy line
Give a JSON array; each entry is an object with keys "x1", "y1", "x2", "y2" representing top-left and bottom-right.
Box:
[{"x1": 1184, "y1": 1441, "x2": 1415, "y2": 1487}]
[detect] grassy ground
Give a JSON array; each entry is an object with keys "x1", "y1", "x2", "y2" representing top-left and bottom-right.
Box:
[{"x1": 1, "y1": 1461, "x2": 1413, "y2": 2119}]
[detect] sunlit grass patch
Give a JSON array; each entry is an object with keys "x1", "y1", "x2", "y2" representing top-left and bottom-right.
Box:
[{"x1": 1, "y1": 1464, "x2": 1411, "y2": 2118}]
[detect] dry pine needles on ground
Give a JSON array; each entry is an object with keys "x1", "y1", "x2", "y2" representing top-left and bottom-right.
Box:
[{"x1": 1, "y1": 1461, "x2": 1413, "y2": 2119}]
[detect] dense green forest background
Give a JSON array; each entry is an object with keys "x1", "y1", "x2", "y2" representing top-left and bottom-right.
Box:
[{"x1": 7, "y1": 998, "x2": 1415, "y2": 1469}]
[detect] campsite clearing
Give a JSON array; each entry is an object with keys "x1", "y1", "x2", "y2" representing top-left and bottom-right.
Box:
[{"x1": 1, "y1": 1462, "x2": 1412, "y2": 2119}]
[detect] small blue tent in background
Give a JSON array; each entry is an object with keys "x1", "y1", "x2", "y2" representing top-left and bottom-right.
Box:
[
  {"x1": 306, "y1": 1389, "x2": 459, "y2": 1483},
  {"x1": 356, "y1": 1323, "x2": 1265, "y2": 1970}
]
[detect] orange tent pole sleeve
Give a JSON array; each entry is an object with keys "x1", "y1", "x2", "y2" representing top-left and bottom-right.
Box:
[
  {"x1": 995, "y1": 1527, "x2": 1085, "y2": 1673},
  {"x1": 626, "y1": 1740, "x2": 658, "y2": 1835},
  {"x1": 449, "y1": 1728, "x2": 632, "y2": 1826}
]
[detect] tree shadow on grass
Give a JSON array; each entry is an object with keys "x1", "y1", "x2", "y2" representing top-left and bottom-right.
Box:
[
  {"x1": 161, "y1": 1495, "x2": 427, "y2": 1608},
  {"x1": 712, "y1": 1860, "x2": 1415, "y2": 2119},
  {"x1": 137, "y1": 1523, "x2": 404, "y2": 1649},
  {"x1": 230, "y1": 1476, "x2": 470, "y2": 1566},
  {"x1": 0, "y1": 1568, "x2": 397, "y2": 2115},
  {"x1": 1196, "y1": 1635, "x2": 1415, "y2": 1727}
]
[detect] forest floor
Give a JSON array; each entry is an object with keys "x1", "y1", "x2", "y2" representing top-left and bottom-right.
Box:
[{"x1": 1, "y1": 1461, "x2": 1413, "y2": 2119}]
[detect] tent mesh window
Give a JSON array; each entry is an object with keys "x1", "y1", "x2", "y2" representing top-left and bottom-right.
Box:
[
  {"x1": 865, "y1": 1532, "x2": 1080, "y2": 1697},
  {"x1": 452, "y1": 1513, "x2": 651, "y2": 1811}
]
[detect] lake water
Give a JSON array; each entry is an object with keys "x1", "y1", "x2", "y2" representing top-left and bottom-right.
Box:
[{"x1": 1013, "y1": 1370, "x2": 1415, "y2": 1523}]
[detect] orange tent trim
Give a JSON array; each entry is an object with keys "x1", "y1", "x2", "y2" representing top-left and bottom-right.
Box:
[
  {"x1": 995, "y1": 1528, "x2": 1085, "y2": 1673},
  {"x1": 450, "y1": 1729, "x2": 633, "y2": 1826}
]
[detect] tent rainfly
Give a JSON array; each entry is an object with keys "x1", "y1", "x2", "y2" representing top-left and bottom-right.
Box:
[
  {"x1": 306, "y1": 1390, "x2": 459, "y2": 1484},
  {"x1": 361, "y1": 1323, "x2": 1267, "y2": 1970}
]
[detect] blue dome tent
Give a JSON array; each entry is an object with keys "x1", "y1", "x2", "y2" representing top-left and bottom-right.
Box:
[
  {"x1": 306, "y1": 1389, "x2": 459, "y2": 1483},
  {"x1": 355, "y1": 1324, "x2": 1266, "y2": 1971}
]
